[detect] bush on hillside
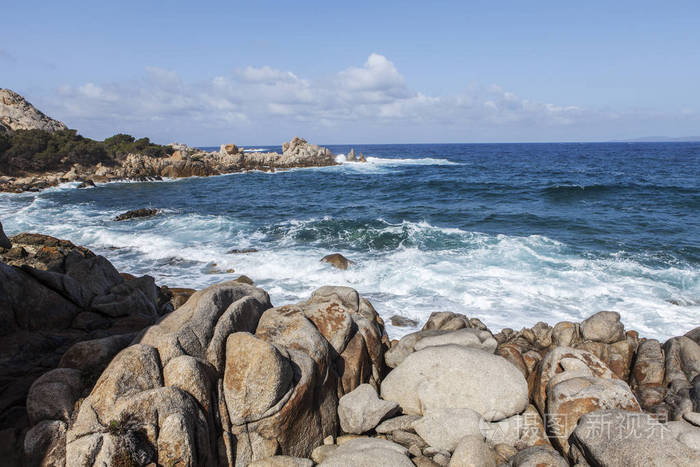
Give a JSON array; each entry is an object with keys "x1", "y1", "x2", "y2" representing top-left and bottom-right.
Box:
[
  {"x1": 103, "y1": 133, "x2": 170, "y2": 160},
  {"x1": 0, "y1": 129, "x2": 170, "y2": 175},
  {"x1": 0, "y1": 132, "x2": 11, "y2": 155}
]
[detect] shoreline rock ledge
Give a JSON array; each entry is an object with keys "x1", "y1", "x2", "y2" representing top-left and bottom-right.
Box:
[{"x1": 2, "y1": 233, "x2": 700, "y2": 466}]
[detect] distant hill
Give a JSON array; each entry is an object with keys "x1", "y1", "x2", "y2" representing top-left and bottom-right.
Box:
[
  {"x1": 613, "y1": 136, "x2": 700, "y2": 143},
  {"x1": 0, "y1": 88, "x2": 68, "y2": 134}
]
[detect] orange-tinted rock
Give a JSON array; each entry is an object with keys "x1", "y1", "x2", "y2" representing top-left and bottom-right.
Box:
[
  {"x1": 546, "y1": 376, "x2": 640, "y2": 456},
  {"x1": 496, "y1": 343, "x2": 528, "y2": 378},
  {"x1": 223, "y1": 333, "x2": 293, "y2": 423},
  {"x1": 533, "y1": 346, "x2": 618, "y2": 414}
]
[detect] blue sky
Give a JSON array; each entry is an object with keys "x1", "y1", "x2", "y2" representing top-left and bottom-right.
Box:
[{"x1": 2, "y1": 0, "x2": 699, "y2": 145}]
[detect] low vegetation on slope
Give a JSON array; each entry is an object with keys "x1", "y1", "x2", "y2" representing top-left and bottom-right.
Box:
[{"x1": 0, "y1": 129, "x2": 170, "y2": 175}]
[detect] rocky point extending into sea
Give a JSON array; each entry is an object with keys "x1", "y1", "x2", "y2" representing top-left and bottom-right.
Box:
[
  {"x1": 1, "y1": 222, "x2": 699, "y2": 467},
  {"x1": 0, "y1": 136, "x2": 340, "y2": 194}
]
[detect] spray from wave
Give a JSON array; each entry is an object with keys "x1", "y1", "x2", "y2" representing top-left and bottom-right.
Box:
[
  {"x1": 336, "y1": 153, "x2": 460, "y2": 167},
  {"x1": 1, "y1": 190, "x2": 696, "y2": 340}
]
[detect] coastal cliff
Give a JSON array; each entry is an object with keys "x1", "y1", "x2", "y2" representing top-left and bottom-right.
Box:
[{"x1": 1, "y1": 230, "x2": 699, "y2": 466}]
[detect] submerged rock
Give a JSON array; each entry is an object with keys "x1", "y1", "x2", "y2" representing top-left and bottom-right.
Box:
[
  {"x1": 77, "y1": 179, "x2": 95, "y2": 189},
  {"x1": 114, "y1": 208, "x2": 158, "y2": 221},
  {"x1": 227, "y1": 247, "x2": 259, "y2": 254},
  {"x1": 321, "y1": 253, "x2": 354, "y2": 270},
  {"x1": 390, "y1": 315, "x2": 419, "y2": 327}
]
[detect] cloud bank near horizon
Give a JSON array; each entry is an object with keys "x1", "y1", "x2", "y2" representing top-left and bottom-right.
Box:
[{"x1": 40, "y1": 54, "x2": 696, "y2": 145}]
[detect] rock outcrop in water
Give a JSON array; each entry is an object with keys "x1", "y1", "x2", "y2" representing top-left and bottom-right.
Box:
[
  {"x1": 345, "y1": 148, "x2": 367, "y2": 163},
  {"x1": 114, "y1": 208, "x2": 159, "y2": 221},
  {"x1": 321, "y1": 253, "x2": 354, "y2": 270},
  {"x1": 2, "y1": 232, "x2": 700, "y2": 466},
  {"x1": 1, "y1": 136, "x2": 339, "y2": 193},
  {"x1": 115, "y1": 136, "x2": 337, "y2": 181},
  {"x1": 0, "y1": 89, "x2": 68, "y2": 134}
]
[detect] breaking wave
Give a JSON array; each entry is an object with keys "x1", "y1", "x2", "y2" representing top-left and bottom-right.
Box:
[{"x1": 1, "y1": 194, "x2": 696, "y2": 340}]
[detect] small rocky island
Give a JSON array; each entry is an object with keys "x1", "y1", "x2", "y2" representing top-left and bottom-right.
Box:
[
  {"x1": 0, "y1": 89, "x2": 346, "y2": 193},
  {"x1": 0, "y1": 224, "x2": 699, "y2": 466}
]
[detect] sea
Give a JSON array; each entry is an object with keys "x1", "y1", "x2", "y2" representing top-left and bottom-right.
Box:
[{"x1": 1, "y1": 142, "x2": 698, "y2": 340}]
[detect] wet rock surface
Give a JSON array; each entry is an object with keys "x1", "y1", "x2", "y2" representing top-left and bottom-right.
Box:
[
  {"x1": 320, "y1": 253, "x2": 354, "y2": 270},
  {"x1": 114, "y1": 208, "x2": 158, "y2": 221}
]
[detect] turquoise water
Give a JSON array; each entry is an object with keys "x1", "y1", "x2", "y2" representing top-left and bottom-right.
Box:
[{"x1": 1, "y1": 142, "x2": 698, "y2": 338}]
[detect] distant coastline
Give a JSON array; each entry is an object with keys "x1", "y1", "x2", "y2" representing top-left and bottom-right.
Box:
[{"x1": 611, "y1": 136, "x2": 700, "y2": 143}]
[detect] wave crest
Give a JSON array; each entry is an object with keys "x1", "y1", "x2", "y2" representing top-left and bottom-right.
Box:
[{"x1": 336, "y1": 154, "x2": 459, "y2": 167}]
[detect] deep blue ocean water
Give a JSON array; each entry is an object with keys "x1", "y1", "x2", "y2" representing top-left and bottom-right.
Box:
[{"x1": 1, "y1": 142, "x2": 698, "y2": 338}]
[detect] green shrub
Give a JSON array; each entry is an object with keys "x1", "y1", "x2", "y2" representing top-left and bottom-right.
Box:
[
  {"x1": 103, "y1": 133, "x2": 169, "y2": 160},
  {"x1": 0, "y1": 131, "x2": 12, "y2": 155},
  {"x1": 0, "y1": 129, "x2": 170, "y2": 175}
]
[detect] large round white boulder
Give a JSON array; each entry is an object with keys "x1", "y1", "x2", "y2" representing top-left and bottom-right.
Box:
[{"x1": 380, "y1": 344, "x2": 528, "y2": 421}]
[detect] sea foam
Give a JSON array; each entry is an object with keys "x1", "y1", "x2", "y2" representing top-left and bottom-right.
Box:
[
  {"x1": 1, "y1": 191, "x2": 696, "y2": 340},
  {"x1": 336, "y1": 153, "x2": 459, "y2": 167}
]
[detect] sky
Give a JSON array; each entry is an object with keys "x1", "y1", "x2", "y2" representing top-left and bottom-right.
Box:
[{"x1": 2, "y1": 0, "x2": 699, "y2": 145}]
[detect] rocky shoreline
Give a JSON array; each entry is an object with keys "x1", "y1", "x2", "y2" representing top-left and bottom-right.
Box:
[
  {"x1": 0, "y1": 226, "x2": 699, "y2": 466},
  {"x1": 0, "y1": 136, "x2": 341, "y2": 194},
  {"x1": 1, "y1": 88, "x2": 368, "y2": 194}
]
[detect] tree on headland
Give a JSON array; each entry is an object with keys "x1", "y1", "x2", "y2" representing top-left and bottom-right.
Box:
[{"x1": 0, "y1": 129, "x2": 170, "y2": 175}]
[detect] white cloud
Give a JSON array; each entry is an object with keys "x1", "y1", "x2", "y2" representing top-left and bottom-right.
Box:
[
  {"x1": 235, "y1": 66, "x2": 301, "y2": 84},
  {"x1": 40, "y1": 53, "x2": 695, "y2": 144},
  {"x1": 337, "y1": 53, "x2": 411, "y2": 101},
  {"x1": 77, "y1": 83, "x2": 106, "y2": 99}
]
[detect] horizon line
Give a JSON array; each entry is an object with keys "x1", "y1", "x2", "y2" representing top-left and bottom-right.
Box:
[{"x1": 193, "y1": 138, "x2": 700, "y2": 148}]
